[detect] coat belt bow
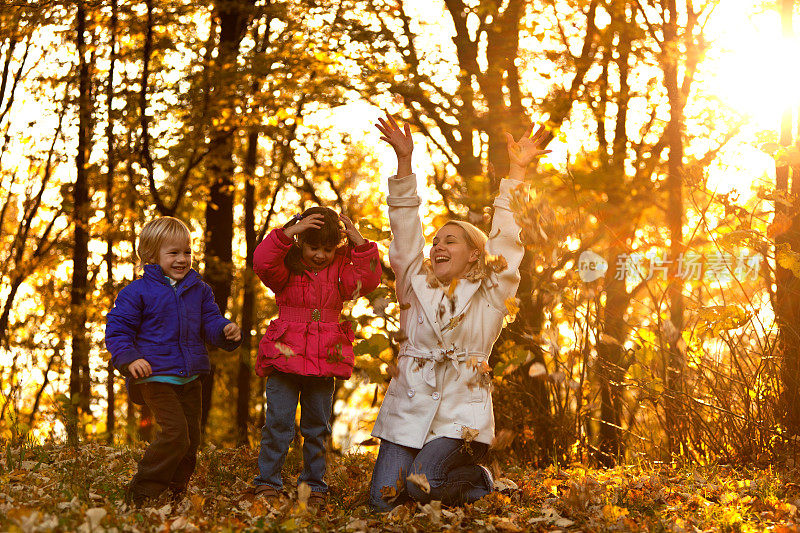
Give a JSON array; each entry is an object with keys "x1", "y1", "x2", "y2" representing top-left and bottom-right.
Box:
[{"x1": 399, "y1": 346, "x2": 489, "y2": 389}]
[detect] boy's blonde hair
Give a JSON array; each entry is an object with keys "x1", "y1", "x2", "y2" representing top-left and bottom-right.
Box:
[{"x1": 137, "y1": 217, "x2": 192, "y2": 265}]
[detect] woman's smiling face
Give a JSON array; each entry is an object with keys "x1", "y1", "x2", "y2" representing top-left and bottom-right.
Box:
[{"x1": 430, "y1": 224, "x2": 479, "y2": 283}]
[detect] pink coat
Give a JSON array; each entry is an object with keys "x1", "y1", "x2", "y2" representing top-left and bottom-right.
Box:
[{"x1": 253, "y1": 228, "x2": 382, "y2": 378}]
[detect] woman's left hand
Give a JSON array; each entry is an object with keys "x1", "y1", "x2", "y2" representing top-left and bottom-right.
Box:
[
  {"x1": 505, "y1": 123, "x2": 552, "y2": 170},
  {"x1": 339, "y1": 213, "x2": 366, "y2": 246}
]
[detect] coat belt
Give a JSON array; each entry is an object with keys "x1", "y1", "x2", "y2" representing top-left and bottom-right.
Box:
[
  {"x1": 399, "y1": 346, "x2": 489, "y2": 388},
  {"x1": 279, "y1": 306, "x2": 340, "y2": 323}
]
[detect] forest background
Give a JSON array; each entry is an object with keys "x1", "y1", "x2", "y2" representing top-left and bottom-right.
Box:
[{"x1": 2, "y1": 0, "x2": 800, "y2": 472}]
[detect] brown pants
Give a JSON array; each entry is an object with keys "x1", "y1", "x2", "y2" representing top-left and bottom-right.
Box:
[{"x1": 129, "y1": 379, "x2": 202, "y2": 499}]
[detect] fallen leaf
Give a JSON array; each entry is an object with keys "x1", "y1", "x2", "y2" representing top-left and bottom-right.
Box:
[
  {"x1": 495, "y1": 517, "x2": 523, "y2": 532},
  {"x1": 494, "y1": 477, "x2": 519, "y2": 492},
  {"x1": 84, "y1": 507, "x2": 106, "y2": 529}
]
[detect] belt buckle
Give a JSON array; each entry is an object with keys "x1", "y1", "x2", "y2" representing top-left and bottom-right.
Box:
[{"x1": 312, "y1": 309, "x2": 321, "y2": 321}]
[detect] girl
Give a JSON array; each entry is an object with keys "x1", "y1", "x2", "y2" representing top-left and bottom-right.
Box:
[
  {"x1": 252, "y1": 206, "x2": 382, "y2": 506},
  {"x1": 368, "y1": 113, "x2": 550, "y2": 511},
  {"x1": 105, "y1": 216, "x2": 242, "y2": 506}
]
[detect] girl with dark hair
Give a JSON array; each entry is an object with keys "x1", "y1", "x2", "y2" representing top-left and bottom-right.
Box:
[{"x1": 250, "y1": 206, "x2": 382, "y2": 507}]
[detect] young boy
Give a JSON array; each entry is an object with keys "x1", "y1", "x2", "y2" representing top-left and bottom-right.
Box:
[{"x1": 105, "y1": 216, "x2": 242, "y2": 505}]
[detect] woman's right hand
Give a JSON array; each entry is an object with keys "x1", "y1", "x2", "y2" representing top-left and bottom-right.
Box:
[
  {"x1": 283, "y1": 213, "x2": 325, "y2": 238},
  {"x1": 376, "y1": 113, "x2": 413, "y2": 161}
]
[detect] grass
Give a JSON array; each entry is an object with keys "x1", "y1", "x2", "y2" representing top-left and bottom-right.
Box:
[{"x1": 2, "y1": 440, "x2": 800, "y2": 531}]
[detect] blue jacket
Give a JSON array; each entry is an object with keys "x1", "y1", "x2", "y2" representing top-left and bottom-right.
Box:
[{"x1": 105, "y1": 265, "x2": 241, "y2": 401}]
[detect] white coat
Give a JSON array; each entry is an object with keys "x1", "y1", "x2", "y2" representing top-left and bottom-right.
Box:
[{"x1": 371, "y1": 173, "x2": 525, "y2": 448}]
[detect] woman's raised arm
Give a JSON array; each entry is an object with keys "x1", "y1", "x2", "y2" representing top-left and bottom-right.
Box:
[
  {"x1": 375, "y1": 113, "x2": 425, "y2": 304},
  {"x1": 484, "y1": 123, "x2": 551, "y2": 310}
]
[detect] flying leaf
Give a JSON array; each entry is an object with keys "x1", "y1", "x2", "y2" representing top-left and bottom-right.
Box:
[
  {"x1": 406, "y1": 472, "x2": 431, "y2": 494},
  {"x1": 504, "y1": 297, "x2": 520, "y2": 316},
  {"x1": 380, "y1": 483, "x2": 400, "y2": 503},
  {"x1": 768, "y1": 213, "x2": 793, "y2": 238},
  {"x1": 599, "y1": 333, "x2": 621, "y2": 346},
  {"x1": 777, "y1": 243, "x2": 800, "y2": 278},
  {"x1": 351, "y1": 279, "x2": 363, "y2": 299},
  {"x1": 485, "y1": 254, "x2": 509, "y2": 273},
  {"x1": 447, "y1": 278, "x2": 459, "y2": 297},
  {"x1": 529, "y1": 362, "x2": 547, "y2": 377},
  {"x1": 461, "y1": 426, "x2": 480, "y2": 442},
  {"x1": 491, "y1": 429, "x2": 515, "y2": 450},
  {"x1": 297, "y1": 482, "x2": 311, "y2": 507},
  {"x1": 442, "y1": 314, "x2": 465, "y2": 332},
  {"x1": 275, "y1": 342, "x2": 296, "y2": 360}
]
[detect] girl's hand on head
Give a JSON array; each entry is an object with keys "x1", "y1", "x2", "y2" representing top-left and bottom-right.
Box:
[
  {"x1": 339, "y1": 213, "x2": 366, "y2": 246},
  {"x1": 224, "y1": 322, "x2": 242, "y2": 342},
  {"x1": 128, "y1": 358, "x2": 152, "y2": 379},
  {"x1": 283, "y1": 213, "x2": 325, "y2": 238},
  {"x1": 505, "y1": 123, "x2": 552, "y2": 171},
  {"x1": 375, "y1": 113, "x2": 413, "y2": 159}
]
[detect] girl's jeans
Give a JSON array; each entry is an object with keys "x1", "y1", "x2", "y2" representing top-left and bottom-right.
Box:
[
  {"x1": 254, "y1": 372, "x2": 335, "y2": 493},
  {"x1": 368, "y1": 437, "x2": 492, "y2": 512}
]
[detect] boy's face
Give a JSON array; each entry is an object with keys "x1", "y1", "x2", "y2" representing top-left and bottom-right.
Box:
[
  {"x1": 300, "y1": 240, "x2": 336, "y2": 271},
  {"x1": 158, "y1": 237, "x2": 192, "y2": 280}
]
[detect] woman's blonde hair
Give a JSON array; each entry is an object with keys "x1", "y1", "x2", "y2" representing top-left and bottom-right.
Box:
[{"x1": 137, "y1": 217, "x2": 192, "y2": 265}]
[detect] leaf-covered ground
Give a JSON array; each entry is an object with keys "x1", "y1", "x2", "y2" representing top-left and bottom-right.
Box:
[{"x1": 3, "y1": 442, "x2": 800, "y2": 532}]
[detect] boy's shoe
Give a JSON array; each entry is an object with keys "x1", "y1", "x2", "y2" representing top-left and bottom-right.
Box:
[
  {"x1": 307, "y1": 491, "x2": 328, "y2": 509},
  {"x1": 124, "y1": 483, "x2": 150, "y2": 508},
  {"x1": 170, "y1": 488, "x2": 187, "y2": 503}
]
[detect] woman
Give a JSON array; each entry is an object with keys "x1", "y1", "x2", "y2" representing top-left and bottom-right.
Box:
[{"x1": 369, "y1": 113, "x2": 550, "y2": 511}]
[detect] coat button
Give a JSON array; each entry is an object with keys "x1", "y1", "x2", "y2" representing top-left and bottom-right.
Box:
[
  {"x1": 432, "y1": 392, "x2": 440, "y2": 400},
  {"x1": 418, "y1": 315, "x2": 424, "y2": 324},
  {"x1": 407, "y1": 388, "x2": 415, "y2": 398}
]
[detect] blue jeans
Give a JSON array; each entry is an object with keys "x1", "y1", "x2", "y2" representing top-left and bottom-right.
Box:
[
  {"x1": 368, "y1": 437, "x2": 491, "y2": 512},
  {"x1": 254, "y1": 372, "x2": 334, "y2": 492}
]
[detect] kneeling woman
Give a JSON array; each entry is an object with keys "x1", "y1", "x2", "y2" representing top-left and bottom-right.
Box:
[{"x1": 369, "y1": 113, "x2": 550, "y2": 511}]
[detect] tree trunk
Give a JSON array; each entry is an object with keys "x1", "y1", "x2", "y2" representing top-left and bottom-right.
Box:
[
  {"x1": 104, "y1": 0, "x2": 118, "y2": 445},
  {"x1": 593, "y1": 1, "x2": 634, "y2": 466},
  {"x1": 201, "y1": 0, "x2": 256, "y2": 436},
  {"x1": 68, "y1": 0, "x2": 92, "y2": 446},
  {"x1": 663, "y1": 0, "x2": 686, "y2": 455},
  {"x1": 236, "y1": 129, "x2": 258, "y2": 446},
  {"x1": 776, "y1": 0, "x2": 800, "y2": 435}
]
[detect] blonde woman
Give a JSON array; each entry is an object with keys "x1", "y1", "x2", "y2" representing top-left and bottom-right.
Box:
[{"x1": 369, "y1": 114, "x2": 549, "y2": 511}]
